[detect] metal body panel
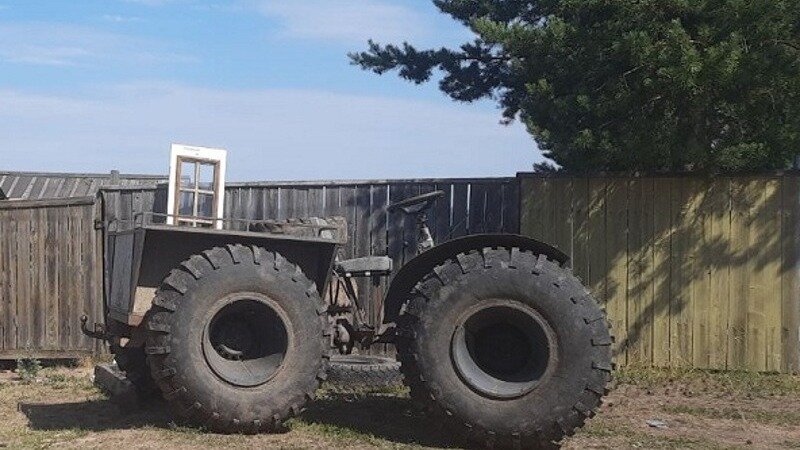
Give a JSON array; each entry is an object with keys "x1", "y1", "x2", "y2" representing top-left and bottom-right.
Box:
[{"x1": 105, "y1": 224, "x2": 341, "y2": 327}]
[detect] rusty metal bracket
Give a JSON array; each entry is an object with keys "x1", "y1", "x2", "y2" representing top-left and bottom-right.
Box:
[{"x1": 80, "y1": 315, "x2": 110, "y2": 341}]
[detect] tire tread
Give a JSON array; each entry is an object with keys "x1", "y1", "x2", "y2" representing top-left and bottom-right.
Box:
[{"x1": 396, "y1": 247, "x2": 614, "y2": 448}]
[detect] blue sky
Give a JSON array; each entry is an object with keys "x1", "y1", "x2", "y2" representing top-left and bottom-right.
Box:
[{"x1": 0, "y1": 0, "x2": 542, "y2": 181}]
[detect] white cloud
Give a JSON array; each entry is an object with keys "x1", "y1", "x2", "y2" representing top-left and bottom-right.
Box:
[
  {"x1": 255, "y1": 0, "x2": 431, "y2": 44},
  {"x1": 122, "y1": 0, "x2": 181, "y2": 5},
  {"x1": 0, "y1": 83, "x2": 541, "y2": 180},
  {"x1": 102, "y1": 14, "x2": 142, "y2": 23},
  {"x1": 0, "y1": 23, "x2": 194, "y2": 67}
]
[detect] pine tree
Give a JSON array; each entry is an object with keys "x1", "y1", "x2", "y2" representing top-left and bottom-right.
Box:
[{"x1": 351, "y1": 0, "x2": 800, "y2": 172}]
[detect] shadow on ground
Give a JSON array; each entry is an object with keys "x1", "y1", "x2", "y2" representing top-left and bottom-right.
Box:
[
  {"x1": 20, "y1": 393, "x2": 461, "y2": 448},
  {"x1": 20, "y1": 398, "x2": 172, "y2": 432},
  {"x1": 302, "y1": 393, "x2": 459, "y2": 448}
]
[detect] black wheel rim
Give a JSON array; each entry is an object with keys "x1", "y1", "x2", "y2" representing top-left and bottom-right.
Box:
[
  {"x1": 450, "y1": 300, "x2": 556, "y2": 399},
  {"x1": 202, "y1": 293, "x2": 290, "y2": 387}
]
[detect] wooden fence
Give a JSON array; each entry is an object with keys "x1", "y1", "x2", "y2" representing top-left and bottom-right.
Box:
[
  {"x1": 520, "y1": 173, "x2": 800, "y2": 373},
  {"x1": 100, "y1": 178, "x2": 520, "y2": 328},
  {"x1": 0, "y1": 197, "x2": 104, "y2": 358},
  {"x1": 0, "y1": 170, "x2": 165, "y2": 200},
  {"x1": 2, "y1": 172, "x2": 798, "y2": 372}
]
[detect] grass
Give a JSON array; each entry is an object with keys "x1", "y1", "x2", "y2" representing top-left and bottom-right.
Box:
[
  {"x1": 663, "y1": 404, "x2": 800, "y2": 426},
  {"x1": 0, "y1": 364, "x2": 798, "y2": 448},
  {"x1": 15, "y1": 358, "x2": 42, "y2": 384},
  {"x1": 615, "y1": 365, "x2": 800, "y2": 397},
  {"x1": 580, "y1": 422, "x2": 724, "y2": 449}
]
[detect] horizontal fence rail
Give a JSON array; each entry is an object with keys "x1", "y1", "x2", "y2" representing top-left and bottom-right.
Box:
[
  {"x1": 520, "y1": 173, "x2": 800, "y2": 373},
  {"x1": 0, "y1": 197, "x2": 104, "y2": 358}
]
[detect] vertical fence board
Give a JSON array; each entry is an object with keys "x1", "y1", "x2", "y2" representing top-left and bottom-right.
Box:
[
  {"x1": 519, "y1": 178, "x2": 545, "y2": 242},
  {"x1": 571, "y1": 178, "x2": 589, "y2": 281},
  {"x1": 341, "y1": 186, "x2": 359, "y2": 261},
  {"x1": 483, "y1": 184, "x2": 504, "y2": 233},
  {"x1": 587, "y1": 179, "x2": 608, "y2": 305},
  {"x1": 32, "y1": 208, "x2": 45, "y2": 350},
  {"x1": 354, "y1": 185, "x2": 372, "y2": 332},
  {"x1": 627, "y1": 178, "x2": 655, "y2": 366},
  {"x1": 707, "y1": 179, "x2": 731, "y2": 369},
  {"x1": 433, "y1": 183, "x2": 453, "y2": 243},
  {"x1": 43, "y1": 206, "x2": 57, "y2": 349},
  {"x1": 69, "y1": 205, "x2": 82, "y2": 350},
  {"x1": 3, "y1": 212, "x2": 16, "y2": 351},
  {"x1": 17, "y1": 208, "x2": 32, "y2": 350},
  {"x1": 728, "y1": 178, "x2": 752, "y2": 370},
  {"x1": 652, "y1": 178, "x2": 672, "y2": 367},
  {"x1": 746, "y1": 178, "x2": 768, "y2": 371},
  {"x1": 781, "y1": 176, "x2": 800, "y2": 373},
  {"x1": 605, "y1": 179, "x2": 628, "y2": 364},
  {"x1": 468, "y1": 183, "x2": 487, "y2": 234},
  {"x1": 0, "y1": 213, "x2": 4, "y2": 349},
  {"x1": 553, "y1": 179, "x2": 574, "y2": 256},
  {"x1": 450, "y1": 182, "x2": 470, "y2": 238},
  {"x1": 39, "y1": 206, "x2": 49, "y2": 350},
  {"x1": 762, "y1": 179, "x2": 783, "y2": 372},
  {"x1": 691, "y1": 179, "x2": 712, "y2": 369},
  {"x1": 369, "y1": 185, "x2": 389, "y2": 328},
  {"x1": 503, "y1": 181, "x2": 520, "y2": 234},
  {"x1": 669, "y1": 178, "x2": 693, "y2": 367},
  {"x1": 308, "y1": 187, "x2": 325, "y2": 217},
  {"x1": 387, "y1": 184, "x2": 412, "y2": 267}
]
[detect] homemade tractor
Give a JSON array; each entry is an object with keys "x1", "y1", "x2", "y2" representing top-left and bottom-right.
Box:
[{"x1": 83, "y1": 190, "x2": 613, "y2": 448}]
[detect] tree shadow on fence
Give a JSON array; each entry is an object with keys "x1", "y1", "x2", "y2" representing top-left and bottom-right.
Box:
[{"x1": 526, "y1": 175, "x2": 797, "y2": 371}]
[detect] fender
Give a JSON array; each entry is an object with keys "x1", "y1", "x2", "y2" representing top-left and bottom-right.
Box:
[{"x1": 382, "y1": 234, "x2": 569, "y2": 323}]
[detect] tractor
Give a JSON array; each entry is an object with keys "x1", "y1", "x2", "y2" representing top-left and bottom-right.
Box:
[{"x1": 82, "y1": 189, "x2": 613, "y2": 448}]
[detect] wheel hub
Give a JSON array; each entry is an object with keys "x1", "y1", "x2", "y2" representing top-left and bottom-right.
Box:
[
  {"x1": 450, "y1": 300, "x2": 556, "y2": 399},
  {"x1": 202, "y1": 293, "x2": 291, "y2": 387}
]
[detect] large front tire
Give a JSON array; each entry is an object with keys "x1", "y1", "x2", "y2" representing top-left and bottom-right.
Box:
[
  {"x1": 144, "y1": 245, "x2": 329, "y2": 433},
  {"x1": 397, "y1": 247, "x2": 613, "y2": 448}
]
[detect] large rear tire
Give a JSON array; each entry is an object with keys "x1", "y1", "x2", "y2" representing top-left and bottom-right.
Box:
[
  {"x1": 144, "y1": 244, "x2": 329, "y2": 433},
  {"x1": 397, "y1": 247, "x2": 613, "y2": 448}
]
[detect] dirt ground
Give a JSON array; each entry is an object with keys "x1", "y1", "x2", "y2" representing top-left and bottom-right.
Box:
[{"x1": 0, "y1": 362, "x2": 798, "y2": 449}]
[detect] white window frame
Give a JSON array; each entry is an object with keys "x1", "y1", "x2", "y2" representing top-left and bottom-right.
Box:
[{"x1": 167, "y1": 144, "x2": 227, "y2": 229}]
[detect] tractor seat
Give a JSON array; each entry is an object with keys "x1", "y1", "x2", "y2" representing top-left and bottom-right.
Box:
[
  {"x1": 387, "y1": 190, "x2": 445, "y2": 215},
  {"x1": 335, "y1": 256, "x2": 393, "y2": 277}
]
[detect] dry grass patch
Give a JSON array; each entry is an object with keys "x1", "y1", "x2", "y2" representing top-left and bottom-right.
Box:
[{"x1": 0, "y1": 363, "x2": 798, "y2": 448}]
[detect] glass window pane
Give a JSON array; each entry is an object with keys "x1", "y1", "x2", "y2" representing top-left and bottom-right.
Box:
[
  {"x1": 179, "y1": 191, "x2": 195, "y2": 215},
  {"x1": 198, "y1": 193, "x2": 214, "y2": 217},
  {"x1": 198, "y1": 163, "x2": 215, "y2": 191},
  {"x1": 180, "y1": 161, "x2": 196, "y2": 188}
]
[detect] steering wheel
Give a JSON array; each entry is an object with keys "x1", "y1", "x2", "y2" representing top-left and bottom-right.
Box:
[{"x1": 387, "y1": 190, "x2": 446, "y2": 215}]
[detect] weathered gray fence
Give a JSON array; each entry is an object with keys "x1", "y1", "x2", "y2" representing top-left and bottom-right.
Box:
[
  {"x1": 0, "y1": 171, "x2": 165, "y2": 200},
  {"x1": 100, "y1": 178, "x2": 520, "y2": 328},
  {"x1": 0, "y1": 197, "x2": 104, "y2": 358}
]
